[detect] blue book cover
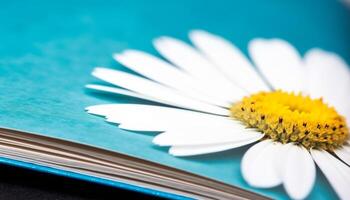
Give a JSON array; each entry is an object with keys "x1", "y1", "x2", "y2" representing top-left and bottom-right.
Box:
[{"x1": 0, "y1": 0, "x2": 349, "y2": 199}]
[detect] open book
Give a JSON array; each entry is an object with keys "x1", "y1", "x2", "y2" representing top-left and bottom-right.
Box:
[
  {"x1": 1, "y1": 1, "x2": 348, "y2": 199},
  {"x1": 0, "y1": 128, "x2": 267, "y2": 200}
]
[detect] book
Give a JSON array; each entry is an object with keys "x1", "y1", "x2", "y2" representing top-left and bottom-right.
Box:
[{"x1": 0, "y1": 1, "x2": 349, "y2": 199}]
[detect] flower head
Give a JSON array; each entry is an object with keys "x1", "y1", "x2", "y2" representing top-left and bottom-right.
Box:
[{"x1": 86, "y1": 30, "x2": 350, "y2": 199}]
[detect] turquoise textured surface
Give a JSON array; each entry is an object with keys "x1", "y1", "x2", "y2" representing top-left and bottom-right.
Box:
[{"x1": 0, "y1": 0, "x2": 349, "y2": 199}]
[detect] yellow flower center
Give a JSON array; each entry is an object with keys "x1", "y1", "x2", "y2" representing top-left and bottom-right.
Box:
[{"x1": 230, "y1": 90, "x2": 349, "y2": 150}]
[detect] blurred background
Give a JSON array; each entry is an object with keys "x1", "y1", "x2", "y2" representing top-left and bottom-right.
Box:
[{"x1": 0, "y1": 0, "x2": 349, "y2": 199}]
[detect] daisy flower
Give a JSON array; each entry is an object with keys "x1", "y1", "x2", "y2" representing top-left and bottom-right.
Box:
[{"x1": 86, "y1": 30, "x2": 350, "y2": 199}]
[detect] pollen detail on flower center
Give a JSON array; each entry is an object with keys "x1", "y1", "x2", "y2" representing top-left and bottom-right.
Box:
[{"x1": 230, "y1": 90, "x2": 349, "y2": 150}]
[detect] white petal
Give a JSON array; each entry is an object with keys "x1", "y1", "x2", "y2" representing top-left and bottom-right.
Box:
[
  {"x1": 153, "y1": 128, "x2": 262, "y2": 146},
  {"x1": 154, "y1": 36, "x2": 247, "y2": 102},
  {"x1": 282, "y1": 145, "x2": 316, "y2": 200},
  {"x1": 169, "y1": 137, "x2": 263, "y2": 156},
  {"x1": 189, "y1": 30, "x2": 270, "y2": 93},
  {"x1": 241, "y1": 140, "x2": 283, "y2": 188},
  {"x1": 304, "y1": 49, "x2": 350, "y2": 125},
  {"x1": 249, "y1": 39, "x2": 305, "y2": 92},
  {"x1": 114, "y1": 50, "x2": 229, "y2": 107},
  {"x1": 86, "y1": 84, "x2": 161, "y2": 103},
  {"x1": 311, "y1": 149, "x2": 350, "y2": 200},
  {"x1": 86, "y1": 103, "x2": 263, "y2": 156},
  {"x1": 334, "y1": 144, "x2": 350, "y2": 166},
  {"x1": 91, "y1": 67, "x2": 228, "y2": 115},
  {"x1": 86, "y1": 104, "x2": 231, "y2": 132}
]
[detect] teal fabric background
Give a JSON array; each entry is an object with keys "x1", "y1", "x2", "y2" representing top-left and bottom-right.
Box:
[{"x1": 0, "y1": 0, "x2": 349, "y2": 199}]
